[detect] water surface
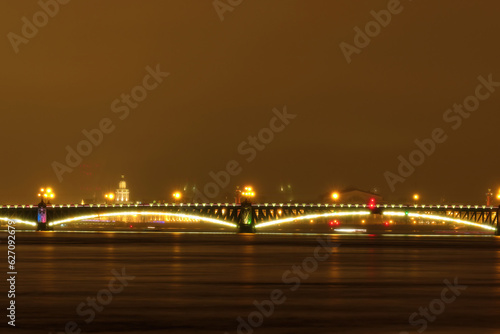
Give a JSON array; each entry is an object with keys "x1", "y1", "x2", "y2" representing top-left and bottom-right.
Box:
[{"x1": 1, "y1": 232, "x2": 499, "y2": 333}]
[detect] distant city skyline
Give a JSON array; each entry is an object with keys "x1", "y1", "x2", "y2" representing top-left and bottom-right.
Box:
[{"x1": 24, "y1": 174, "x2": 500, "y2": 206}]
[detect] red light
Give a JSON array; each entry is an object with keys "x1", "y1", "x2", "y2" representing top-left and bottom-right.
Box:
[
  {"x1": 368, "y1": 198, "x2": 376, "y2": 209},
  {"x1": 129, "y1": 225, "x2": 133, "y2": 228},
  {"x1": 384, "y1": 222, "x2": 389, "y2": 226},
  {"x1": 329, "y1": 220, "x2": 340, "y2": 226}
]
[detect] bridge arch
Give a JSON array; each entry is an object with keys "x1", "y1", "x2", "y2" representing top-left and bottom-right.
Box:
[
  {"x1": 255, "y1": 211, "x2": 370, "y2": 228},
  {"x1": 382, "y1": 211, "x2": 496, "y2": 231},
  {"x1": 0, "y1": 217, "x2": 37, "y2": 226},
  {"x1": 48, "y1": 211, "x2": 238, "y2": 228},
  {"x1": 255, "y1": 210, "x2": 497, "y2": 232}
]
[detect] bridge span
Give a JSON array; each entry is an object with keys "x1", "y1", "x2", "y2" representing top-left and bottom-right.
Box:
[{"x1": 0, "y1": 201, "x2": 498, "y2": 234}]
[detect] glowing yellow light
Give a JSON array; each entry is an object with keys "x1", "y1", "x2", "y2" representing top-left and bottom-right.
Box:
[
  {"x1": 48, "y1": 212, "x2": 237, "y2": 228},
  {"x1": 413, "y1": 194, "x2": 419, "y2": 201},
  {"x1": 497, "y1": 194, "x2": 500, "y2": 200},
  {"x1": 383, "y1": 211, "x2": 496, "y2": 231},
  {"x1": 256, "y1": 211, "x2": 371, "y2": 228},
  {"x1": 332, "y1": 192, "x2": 339, "y2": 200},
  {"x1": 242, "y1": 186, "x2": 256, "y2": 198},
  {"x1": 173, "y1": 192, "x2": 182, "y2": 200},
  {"x1": 0, "y1": 217, "x2": 37, "y2": 226},
  {"x1": 38, "y1": 187, "x2": 55, "y2": 201}
]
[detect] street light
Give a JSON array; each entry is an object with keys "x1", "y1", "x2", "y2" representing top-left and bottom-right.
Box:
[
  {"x1": 173, "y1": 192, "x2": 182, "y2": 201},
  {"x1": 331, "y1": 192, "x2": 339, "y2": 202},
  {"x1": 241, "y1": 186, "x2": 256, "y2": 199},
  {"x1": 38, "y1": 187, "x2": 55, "y2": 204},
  {"x1": 105, "y1": 193, "x2": 115, "y2": 204},
  {"x1": 413, "y1": 194, "x2": 420, "y2": 201}
]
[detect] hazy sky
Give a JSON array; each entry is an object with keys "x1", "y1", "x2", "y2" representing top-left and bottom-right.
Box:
[{"x1": 1, "y1": 0, "x2": 499, "y2": 204}]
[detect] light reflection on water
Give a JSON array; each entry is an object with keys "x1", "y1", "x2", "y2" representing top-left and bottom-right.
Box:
[{"x1": 3, "y1": 232, "x2": 500, "y2": 334}]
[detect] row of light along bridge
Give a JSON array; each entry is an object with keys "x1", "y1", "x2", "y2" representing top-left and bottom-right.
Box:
[{"x1": 0, "y1": 201, "x2": 498, "y2": 234}]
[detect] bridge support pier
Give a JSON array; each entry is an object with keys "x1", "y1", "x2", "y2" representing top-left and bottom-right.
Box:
[
  {"x1": 36, "y1": 200, "x2": 51, "y2": 231},
  {"x1": 496, "y1": 206, "x2": 500, "y2": 236},
  {"x1": 238, "y1": 200, "x2": 256, "y2": 233}
]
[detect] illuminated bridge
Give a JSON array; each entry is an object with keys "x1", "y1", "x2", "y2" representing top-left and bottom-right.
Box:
[{"x1": 0, "y1": 201, "x2": 498, "y2": 234}]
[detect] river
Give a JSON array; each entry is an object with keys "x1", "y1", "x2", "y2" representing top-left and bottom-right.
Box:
[{"x1": 1, "y1": 232, "x2": 499, "y2": 333}]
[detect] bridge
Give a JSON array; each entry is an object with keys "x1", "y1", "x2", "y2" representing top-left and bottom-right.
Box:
[{"x1": 0, "y1": 201, "x2": 498, "y2": 234}]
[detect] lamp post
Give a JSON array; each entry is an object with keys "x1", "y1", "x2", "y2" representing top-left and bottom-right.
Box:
[
  {"x1": 413, "y1": 194, "x2": 419, "y2": 204},
  {"x1": 38, "y1": 188, "x2": 55, "y2": 204},
  {"x1": 105, "y1": 193, "x2": 115, "y2": 204},
  {"x1": 173, "y1": 192, "x2": 182, "y2": 203},
  {"x1": 331, "y1": 192, "x2": 339, "y2": 203},
  {"x1": 241, "y1": 186, "x2": 256, "y2": 203}
]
